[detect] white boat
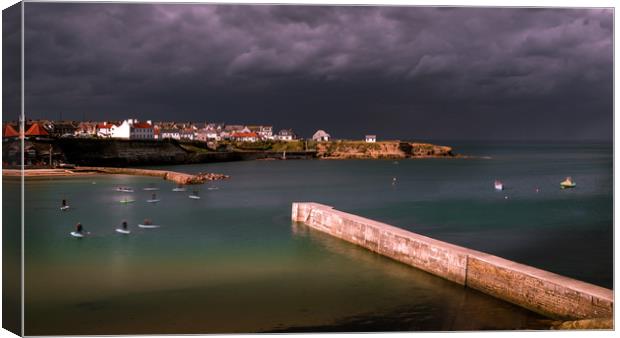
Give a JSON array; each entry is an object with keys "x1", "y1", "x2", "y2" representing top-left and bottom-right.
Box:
[
  {"x1": 119, "y1": 199, "x2": 135, "y2": 204},
  {"x1": 189, "y1": 195, "x2": 201, "y2": 199},
  {"x1": 146, "y1": 199, "x2": 160, "y2": 203},
  {"x1": 138, "y1": 224, "x2": 160, "y2": 228},
  {"x1": 115, "y1": 187, "x2": 134, "y2": 193},
  {"x1": 143, "y1": 187, "x2": 159, "y2": 191},
  {"x1": 115, "y1": 228, "x2": 131, "y2": 234},
  {"x1": 70, "y1": 231, "x2": 83, "y2": 238},
  {"x1": 60, "y1": 205, "x2": 70, "y2": 211},
  {"x1": 494, "y1": 180, "x2": 504, "y2": 191},
  {"x1": 172, "y1": 187, "x2": 186, "y2": 192}
]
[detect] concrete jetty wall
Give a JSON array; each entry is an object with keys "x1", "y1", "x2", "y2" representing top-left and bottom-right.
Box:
[{"x1": 292, "y1": 202, "x2": 613, "y2": 320}]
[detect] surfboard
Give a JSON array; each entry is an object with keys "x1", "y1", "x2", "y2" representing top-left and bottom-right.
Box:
[
  {"x1": 138, "y1": 224, "x2": 160, "y2": 228},
  {"x1": 70, "y1": 231, "x2": 83, "y2": 238},
  {"x1": 146, "y1": 199, "x2": 160, "y2": 203},
  {"x1": 189, "y1": 195, "x2": 201, "y2": 199},
  {"x1": 60, "y1": 205, "x2": 70, "y2": 211},
  {"x1": 115, "y1": 228, "x2": 131, "y2": 234}
]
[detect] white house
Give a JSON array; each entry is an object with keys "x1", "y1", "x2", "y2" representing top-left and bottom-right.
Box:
[
  {"x1": 249, "y1": 125, "x2": 273, "y2": 140},
  {"x1": 110, "y1": 120, "x2": 131, "y2": 139},
  {"x1": 365, "y1": 135, "x2": 377, "y2": 143},
  {"x1": 312, "y1": 130, "x2": 331, "y2": 142},
  {"x1": 96, "y1": 122, "x2": 114, "y2": 138},
  {"x1": 276, "y1": 129, "x2": 296, "y2": 141},
  {"x1": 160, "y1": 129, "x2": 181, "y2": 140}
]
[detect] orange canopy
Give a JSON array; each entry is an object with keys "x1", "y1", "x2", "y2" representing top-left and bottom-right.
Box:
[
  {"x1": 3, "y1": 124, "x2": 19, "y2": 138},
  {"x1": 25, "y1": 123, "x2": 49, "y2": 136}
]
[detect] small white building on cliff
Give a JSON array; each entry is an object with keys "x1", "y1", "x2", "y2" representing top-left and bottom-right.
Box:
[{"x1": 312, "y1": 130, "x2": 331, "y2": 142}]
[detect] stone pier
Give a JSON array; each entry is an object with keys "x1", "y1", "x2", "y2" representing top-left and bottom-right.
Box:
[{"x1": 292, "y1": 202, "x2": 613, "y2": 322}]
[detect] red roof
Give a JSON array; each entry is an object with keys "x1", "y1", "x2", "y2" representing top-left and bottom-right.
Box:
[
  {"x1": 96, "y1": 123, "x2": 112, "y2": 129},
  {"x1": 3, "y1": 124, "x2": 19, "y2": 138},
  {"x1": 231, "y1": 132, "x2": 259, "y2": 138},
  {"x1": 132, "y1": 122, "x2": 152, "y2": 129},
  {"x1": 25, "y1": 123, "x2": 49, "y2": 136}
]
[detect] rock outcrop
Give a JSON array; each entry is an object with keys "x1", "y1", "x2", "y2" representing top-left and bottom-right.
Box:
[{"x1": 315, "y1": 141, "x2": 455, "y2": 159}]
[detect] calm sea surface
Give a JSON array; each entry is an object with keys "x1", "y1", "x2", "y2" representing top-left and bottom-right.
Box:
[{"x1": 19, "y1": 142, "x2": 612, "y2": 334}]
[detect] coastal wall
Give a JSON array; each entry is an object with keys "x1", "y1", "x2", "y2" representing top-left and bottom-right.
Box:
[{"x1": 291, "y1": 202, "x2": 613, "y2": 321}]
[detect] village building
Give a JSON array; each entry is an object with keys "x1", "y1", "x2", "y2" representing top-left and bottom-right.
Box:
[
  {"x1": 160, "y1": 128, "x2": 181, "y2": 140},
  {"x1": 179, "y1": 129, "x2": 196, "y2": 140},
  {"x1": 130, "y1": 121, "x2": 154, "y2": 139},
  {"x1": 312, "y1": 130, "x2": 331, "y2": 142},
  {"x1": 76, "y1": 122, "x2": 97, "y2": 136},
  {"x1": 231, "y1": 132, "x2": 259, "y2": 142},
  {"x1": 96, "y1": 122, "x2": 115, "y2": 138},
  {"x1": 275, "y1": 129, "x2": 296, "y2": 141},
  {"x1": 365, "y1": 135, "x2": 377, "y2": 143},
  {"x1": 196, "y1": 128, "x2": 220, "y2": 142},
  {"x1": 248, "y1": 125, "x2": 273, "y2": 140},
  {"x1": 110, "y1": 120, "x2": 132, "y2": 139},
  {"x1": 50, "y1": 121, "x2": 77, "y2": 137}
]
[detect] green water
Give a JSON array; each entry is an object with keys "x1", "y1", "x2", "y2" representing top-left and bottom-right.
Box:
[{"x1": 21, "y1": 142, "x2": 612, "y2": 334}]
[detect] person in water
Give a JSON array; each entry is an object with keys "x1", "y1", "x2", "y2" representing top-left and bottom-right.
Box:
[
  {"x1": 122, "y1": 220, "x2": 128, "y2": 230},
  {"x1": 144, "y1": 218, "x2": 151, "y2": 225},
  {"x1": 76, "y1": 222, "x2": 83, "y2": 233},
  {"x1": 62, "y1": 199, "x2": 67, "y2": 207},
  {"x1": 152, "y1": 193, "x2": 156, "y2": 200}
]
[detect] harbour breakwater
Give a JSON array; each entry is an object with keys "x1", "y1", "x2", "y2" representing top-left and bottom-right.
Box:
[
  {"x1": 315, "y1": 141, "x2": 455, "y2": 159},
  {"x1": 291, "y1": 203, "x2": 613, "y2": 326},
  {"x1": 3, "y1": 167, "x2": 229, "y2": 185}
]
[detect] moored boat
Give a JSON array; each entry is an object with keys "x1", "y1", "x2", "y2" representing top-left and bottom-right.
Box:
[{"x1": 560, "y1": 177, "x2": 576, "y2": 189}]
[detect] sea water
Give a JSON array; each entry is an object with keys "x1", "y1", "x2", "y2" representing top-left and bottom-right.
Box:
[{"x1": 18, "y1": 142, "x2": 612, "y2": 334}]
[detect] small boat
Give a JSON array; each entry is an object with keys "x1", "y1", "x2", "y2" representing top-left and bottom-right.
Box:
[
  {"x1": 116, "y1": 187, "x2": 134, "y2": 193},
  {"x1": 189, "y1": 195, "x2": 201, "y2": 200},
  {"x1": 70, "y1": 231, "x2": 84, "y2": 238},
  {"x1": 115, "y1": 228, "x2": 131, "y2": 234},
  {"x1": 560, "y1": 177, "x2": 576, "y2": 189},
  {"x1": 119, "y1": 199, "x2": 135, "y2": 204},
  {"x1": 494, "y1": 180, "x2": 504, "y2": 191},
  {"x1": 207, "y1": 187, "x2": 219, "y2": 191},
  {"x1": 60, "y1": 205, "x2": 70, "y2": 211},
  {"x1": 146, "y1": 199, "x2": 160, "y2": 203},
  {"x1": 172, "y1": 187, "x2": 186, "y2": 192},
  {"x1": 138, "y1": 224, "x2": 160, "y2": 228},
  {"x1": 143, "y1": 187, "x2": 159, "y2": 191}
]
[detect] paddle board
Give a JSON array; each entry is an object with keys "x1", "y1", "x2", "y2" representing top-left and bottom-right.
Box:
[
  {"x1": 146, "y1": 199, "x2": 160, "y2": 203},
  {"x1": 207, "y1": 187, "x2": 219, "y2": 190},
  {"x1": 119, "y1": 199, "x2": 135, "y2": 204},
  {"x1": 70, "y1": 231, "x2": 83, "y2": 238},
  {"x1": 138, "y1": 224, "x2": 160, "y2": 228},
  {"x1": 60, "y1": 205, "x2": 70, "y2": 211},
  {"x1": 116, "y1": 228, "x2": 131, "y2": 234},
  {"x1": 143, "y1": 187, "x2": 159, "y2": 191},
  {"x1": 172, "y1": 188, "x2": 186, "y2": 192}
]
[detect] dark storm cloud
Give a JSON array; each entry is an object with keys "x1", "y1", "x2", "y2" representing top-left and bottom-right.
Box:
[{"x1": 21, "y1": 3, "x2": 612, "y2": 140}]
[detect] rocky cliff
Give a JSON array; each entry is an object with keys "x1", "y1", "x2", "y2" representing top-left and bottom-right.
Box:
[{"x1": 315, "y1": 141, "x2": 455, "y2": 159}]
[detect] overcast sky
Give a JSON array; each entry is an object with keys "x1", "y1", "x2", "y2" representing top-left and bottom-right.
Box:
[{"x1": 10, "y1": 3, "x2": 614, "y2": 140}]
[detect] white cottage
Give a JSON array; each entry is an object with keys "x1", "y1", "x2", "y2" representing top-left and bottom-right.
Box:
[{"x1": 312, "y1": 130, "x2": 331, "y2": 142}]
